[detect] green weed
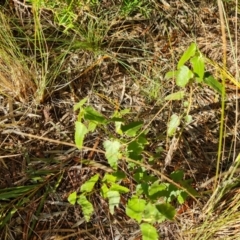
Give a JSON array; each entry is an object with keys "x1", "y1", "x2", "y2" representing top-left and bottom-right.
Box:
[{"x1": 70, "y1": 95, "x2": 198, "y2": 240}]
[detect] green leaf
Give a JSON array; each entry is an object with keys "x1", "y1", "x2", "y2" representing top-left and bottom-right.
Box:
[
  {"x1": 110, "y1": 183, "x2": 129, "y2": 193},
  {"x1": 84, "y1": 106, "x2": 107, "y2": 124},
  {"x1": 102, "y1": 173, "x2": 117, "y2": 183},
  {"x1": 75, "y1": 121, "x2": 88, "y2": 148},
  {"x1": 156, "y1": 203, "x2": 176, "y2": 220},
  {"x1": 107, "y1": 190, "x2": 120, "y2": 214},
  {"x1": 128, "y1": 140, "x2": 143, "y2": 160},
  {"x1": 119, "y1": 108, "x2": 131, "y2": 115},
  {"x1": 68, "y1": 191, "x2": 77, "y2": 205},
  {"x1": 112, "y1": 171, "x2": 126, "y2": 180},
  {"x1": 126, "y1": 196, "x2": 146, "y2": 223},
  {"x1": 111, "y1": 115, "x2": 125, "y2": 135},
  {"x1": 77, "y1": 195, "x2": 94, "y2": 222},
  {"x1": 103, "y1": 140, "x2": 121, "y2": 170},
  {"x1": 121, "y1": 121, "x2": 143, "y2": 137},
  {"x1": 203, "y1": 73, "x2": 223, "y2": 95},
  {"x1": 176, "y1": 66, "x2": 194, "y2": 87},
  {"x1": 140, "y1": 223, "x2": 159, "y2": 240},
  {"x1": 74, "y1": 97, "x2": 88, "y2": 111},
  {"x1": 167, "y1": 114, "x2": 180, "y2": 136},
  {"x1": 81, "y1": 174, "x2": 99, "y2": 193},
  {"x1": 138, "y1": 134, "x2": 148, "y2": 145},
  {"x1": 88, "y1": 121, "x2": 97, "y2": 132},
  {"x1": 165, "y1": 91, "x2": 184, "y2": 101},
  {"x1": 111, "y1": 117, "x2": 125, "y2": 122},
  {"x1": 148, "y1": 181, "x2": 167, "y2": 197},
  {"x1": 165, "y1": 70, "x2": 177, "y2": 79},
  {"x1": 190, "y1": 55, "x2": 205, "y2": 81},
  {"x1": 115, "y1": 121, "x2": 123, "y2": 135},
  {"x1": 127, "y1": 134, "x2": 148, "y2": 160},
  {"x1": 180, "y1": 179, "x2": 199, "y2": 197},
  {"x1": 170, "y1": 170, "x2": 184, "y2": 182},
  {"x1": 134, "y1": 170, "x2": 157, "y2": 183},
  {"x1": 135, "y1": 183, "x2": 145, "y2": 195},
  {"x1": 177, "y1": 191, "x2": 188, "y2": 204},
  {"x1": 142, "y1": 202, "x2": 166, "y2": 223},
  {"x1": 177, "y1": 43, "x2": 196, "y2": 69},
  {"x1": 100, "y1": 183, "x2": 109, "y2": 199},
  {"x1": 166, "y1": 184, "x2": 178, "y2": 202},
  {"x1": 111, "y1": 109, "x2": 130, "y2": 119}
]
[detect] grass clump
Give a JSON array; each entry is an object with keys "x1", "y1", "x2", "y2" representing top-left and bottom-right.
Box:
[{"x1": 0, "y1": 12, "x2": 36, "y2": 102}]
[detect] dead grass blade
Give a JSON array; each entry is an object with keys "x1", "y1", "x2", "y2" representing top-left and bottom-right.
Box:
[{"x1": 0, "y1": 12, "x2": 36, "y2": 102}]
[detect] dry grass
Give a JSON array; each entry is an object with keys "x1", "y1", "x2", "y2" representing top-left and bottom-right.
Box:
[
  {"x1": 0, "y1": 0, "x2": 240, "y2": 239},
  {"x1": 0, "y1": 12, "x2": 36, "y2": 103}
]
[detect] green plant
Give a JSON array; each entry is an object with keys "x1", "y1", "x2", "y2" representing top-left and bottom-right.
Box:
[
  {"x1": 164, "y1": 42, "x2": 232, "y2": 204},
  {"x1": 69, "y1": 97, "x2": 198, "y2": 240},
  {"x1": 120, "y1": 0, "x2": 151, "y2": 17},
  {"x1": 164, "y1": 42, "x2": 224, "y2": 137},
  {"x1": 39, "y1": 0, "x2": 81, "y2": 33}
]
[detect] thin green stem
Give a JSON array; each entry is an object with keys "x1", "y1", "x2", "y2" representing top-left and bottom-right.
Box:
[{"x1": 215, "y1": 0, "x2": 227, "y2": 191}]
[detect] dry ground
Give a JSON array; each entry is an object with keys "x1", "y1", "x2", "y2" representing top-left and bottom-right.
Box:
[{"x1": 0, "y1": 0, "x2": 240, "y2": 239}]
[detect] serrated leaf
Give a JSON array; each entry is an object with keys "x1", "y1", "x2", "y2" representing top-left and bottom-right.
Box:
[
  {"x1": 140, "y1": 223, "x2": 159, "y2": 240},
  {"x1": 110, "y1": 183, "x2": 129, "y2": 193},
  {"x1": 77, "y1": 195, "x2": 94, "y2": 222},
  {"x1": 103, "y1": 140, "x2": 121, "y2": 170},
  {"x1": 156, "y1": 203, "x2": 176, "y2": 220},
  {"x1": 84, "y1": 106, "x2": 107, "y2": 124},
  {"x1": 121, "y1": 121, "x2": 143, "y2": 137},
  {"x1": 126, "y1": 196, "x2": 146, "y2": 223},
  {"x1": 107, "y1": 190, "x2": 120, "y2": 214},
  {"x1": 75, "y1": 121, "x2": 88, "y2": 148},
  {"x1": 177, "y1": 43, "x2": 196, "y2": 69},
  {"x1": 68, "y1": 191, "x2": 77, "y2": 205},
  {"x1": 190, "y1": 55, "x2": 205, "y2": 81},
  {"x1": 176, "y1": 66, "x2": 193, "y2": 87},
  {"x1": 80, "y1": 174, "x2": 99, "y2": 193},
  {"x1": 165, "y1": 91, "x2": 184, "y2": 101},
  {"x1": 203, "y1": 73, "x2": 223, "y2": 95},
  {"x1": 167, "y1": 114, "x2": 180, "y2": 136},
  {"x1": 73, "y1": 97, "x2": 88, "y2": 111}
]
